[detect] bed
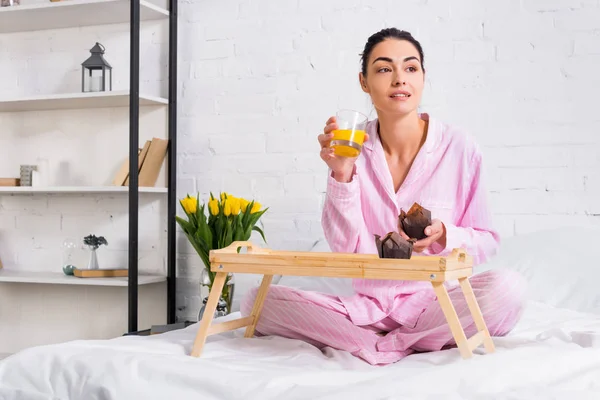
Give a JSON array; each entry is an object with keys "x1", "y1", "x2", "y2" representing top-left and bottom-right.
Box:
[{"x1": 1, "y1": 227, "x2": 599, "y2": 399}]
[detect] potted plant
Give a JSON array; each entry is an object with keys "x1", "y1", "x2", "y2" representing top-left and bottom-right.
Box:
[
  {"x1": 83, "y1": 234, "x2": 108, "y2": 270},
  {"x1": 176, "y1": 192, "x2": 267, "y2": 318}
]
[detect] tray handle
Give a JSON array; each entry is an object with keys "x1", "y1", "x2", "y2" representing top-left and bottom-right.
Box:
[
  {"x1": 450, "y1": 248, "x2": 472, "y2": 264},
  {"x1": 211, "y1": 241, "x2": 270, "y2": 255}
]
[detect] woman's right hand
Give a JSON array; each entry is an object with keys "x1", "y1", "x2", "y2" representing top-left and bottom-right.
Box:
[{"x1": 318, "y1": 116, "x2": 369, "y2": 183}]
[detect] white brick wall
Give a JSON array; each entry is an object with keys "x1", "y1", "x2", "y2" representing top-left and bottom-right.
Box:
[
  {"x1": 173, "y1": 0, "x2": 600, "y2": 320},
  {"x1": 0, "y1": 193, "x2": 167, "y2": 274},
  {"x1": 2, "y1": 0, "x2": 600, "y2": 325}
]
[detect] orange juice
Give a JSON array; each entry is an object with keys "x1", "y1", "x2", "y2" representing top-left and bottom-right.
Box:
[{"x1": 331, "y1": 129, "x2": 366, "y2": 157}]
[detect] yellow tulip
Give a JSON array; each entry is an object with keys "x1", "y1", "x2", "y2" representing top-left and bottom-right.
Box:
[
  {"x1": 208, "y1": 199, "x2": 219, "y2": 216},
  {"x1": 181, "y1": 196, "x2": 198, "y2": 215},
  {"x1": 223, "y1": 199, "x2": 232, "y2": 216},
  {"x1": 229, "y1": 197, "x2": 241, "y2": 215},
  {"x1": 251, "y1": 201, "x2": 261, "y2": 214},
  {"x1": 220, "y1": 192, "x2": 231, "y2": 201},
  {"x1": 240, "y1": 198, "x2": 250, "y2": 212}
]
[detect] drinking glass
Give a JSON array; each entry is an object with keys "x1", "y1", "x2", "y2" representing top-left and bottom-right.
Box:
[{"x1": 330, "y1": 109, "x2": 368, "y2": 158}]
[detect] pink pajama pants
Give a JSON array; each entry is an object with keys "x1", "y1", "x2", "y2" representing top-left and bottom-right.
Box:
[{"x1": 240, "y1": 269, "x2": 526, "y2": 365}]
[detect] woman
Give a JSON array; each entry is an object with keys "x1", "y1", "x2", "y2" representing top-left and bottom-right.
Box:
[{"x1": 241, "y1": 28, "x2": 526, "y2": 365}]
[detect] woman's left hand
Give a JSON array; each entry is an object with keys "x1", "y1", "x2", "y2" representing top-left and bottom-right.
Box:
[
  {"x1": 415, "y1": 219, "x2": 446, "y2": 252},
  {"x1": 399, "y1": 219, "x2": 447, "y2": 253}
]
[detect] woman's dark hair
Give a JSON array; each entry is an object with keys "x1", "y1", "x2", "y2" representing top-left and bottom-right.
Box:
[{"x1": 360, "y1": 28, "x2": 425, "y2": 76}]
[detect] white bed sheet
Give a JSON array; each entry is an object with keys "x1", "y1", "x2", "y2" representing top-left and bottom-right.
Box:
[{"x1": 0, "y1": 300, "x2": 599, "y2": 400}]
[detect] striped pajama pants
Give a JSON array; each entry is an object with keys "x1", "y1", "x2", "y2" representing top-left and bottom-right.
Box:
[{"x1": 240, "y1": 269, "x2": 526, "y2": 365}]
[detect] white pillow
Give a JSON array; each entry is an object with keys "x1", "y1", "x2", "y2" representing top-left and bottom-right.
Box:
[{"x1": 478, "y1": 226, "x2": 600, "y2": 315}]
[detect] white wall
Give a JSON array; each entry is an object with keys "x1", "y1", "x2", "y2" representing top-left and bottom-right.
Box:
[
  {"x1": 174, "y1": 0, "x2": 600, "y2": 320},
  {"x1": 1, "y1": 0, "x2": 599, "y2": 327}
]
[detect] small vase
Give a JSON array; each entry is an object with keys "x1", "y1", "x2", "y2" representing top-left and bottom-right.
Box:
[
  {"x1": 198, "y1": 296, "x2": 229, "y2": 321},
  {"x1": 197, "y1": 270, "x2": 236, "y2": 321},
  {"x1": 87, "y1": 247, "x2": 99, "y2": 270},
  {"x1": 222, "y1": 273, "x2": 235, "y2": 313},
  {"x1": 1, "y1": 0, "x2": 20, "y2": 7},
  {"x1": 62, "y1": 237, "x2": 78, "y2": 275}
]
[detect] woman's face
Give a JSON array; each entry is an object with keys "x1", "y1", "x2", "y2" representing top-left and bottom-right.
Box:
[{"x1": 360, "y1": 39, "x2": 425, "y2": 117}]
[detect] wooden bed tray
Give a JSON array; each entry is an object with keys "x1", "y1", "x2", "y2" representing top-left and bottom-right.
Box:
[{"x1": 190, "y1": 241, "x2": 495, "y2": 360}]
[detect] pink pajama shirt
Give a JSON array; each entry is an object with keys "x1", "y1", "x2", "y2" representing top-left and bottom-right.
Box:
[{"x1": 241, "y1": 113, "x2": 526, "y2": 365}]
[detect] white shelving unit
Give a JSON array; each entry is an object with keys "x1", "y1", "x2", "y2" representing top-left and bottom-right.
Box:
[
  {"x1": 0, "y1": 0, "x2": 169, "y2": 34},
  {"x1": 0, "y1": 186, "x2": 168, "y2": 194},
  {"x1": 0, "y1": 269, "x2": 165, "y2": 286},
  {"x1": 0, "y1": 0, "x2": 178, "y2": 338},
  {"x1": 0, "y1": 91, "x2": 168, "y2": 112}
]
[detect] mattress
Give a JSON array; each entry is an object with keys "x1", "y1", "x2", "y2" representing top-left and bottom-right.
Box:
[
  {"x1": 0, "y1": 300, "x2": 599, "y2": 400},
  {"x1": 2, "y1": 226, "x2": 600, "y2": 399}
]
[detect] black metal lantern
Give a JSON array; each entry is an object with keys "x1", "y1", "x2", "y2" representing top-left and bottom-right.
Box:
[{"x1": 81, "y1": 42, "x2": 112, "y2": 92}]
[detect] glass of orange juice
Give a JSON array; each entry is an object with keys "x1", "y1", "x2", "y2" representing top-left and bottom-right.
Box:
[{"x1": 331, "y1": 109, "x2": 368, "y2": 158}]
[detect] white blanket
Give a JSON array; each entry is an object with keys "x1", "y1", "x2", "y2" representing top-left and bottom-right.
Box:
[{"x1": 0, "y1": 300, "x2": 599, "y2": 400}]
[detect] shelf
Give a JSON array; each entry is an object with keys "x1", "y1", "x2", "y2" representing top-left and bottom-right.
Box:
[
  {"x1": 0, "y1": 270, "x2": 166, "y2": 287},
  {"x1": 0, "y1": 91, "x2": 168, "y2": 112},
  {"x1": 0, "y1": 186, "x2": 168, "y2": 194},
  {"x1": 0, "y1": 0, "x2": 169, "y2": 34}
]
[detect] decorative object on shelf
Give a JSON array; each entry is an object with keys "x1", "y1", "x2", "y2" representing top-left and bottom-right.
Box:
[
  {"x1": 83, "y1": 234, "x2": 108, "y2": 270},
  {"x1": 1, "y1": 0, "x2": 20, "y2": 7},
  {"x1": 19, "y1": 165, "x2": 37, "y2": 187},
  {"x1": 31, "y1": 157, "x2": 49, "y2": 187},
  {"x1": 63, "y1": 265, "x2": 75, "y2": 275},
  {"x1": 0, "y1": 178, "x2": 19, "y2": 187},
  {"x1": 176, "y1": 192, "x2": 268, "y2": 318},
  {"x1": 73, "y1": 268, "x2": 127, "y2": 278},
  {"x1": 113, "y1": 138, "x2": 169, "y2": 187},
  {"x1": 61, "y1": 238, "x2": 78, "y2": 276},
  {"x1": 81, "y1": 42, "x2": 112, "y2": 93}
]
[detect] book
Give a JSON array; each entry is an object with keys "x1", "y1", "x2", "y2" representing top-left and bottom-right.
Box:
[
  {"x1": 73, "y1": 268, "x2": 128, "y2": 278},
  {"x1": 138, "y1": 138, "x2": 169, "y2": 187},
  {"x1": 124, "y1": 140, "x2": 152, "y2": 186},
  {"x1": 0, "y1": 178, "x2": 19, "y2": 187},
  {"x1": 112, "y1": 147, "x2": 143, "y2": 186}
]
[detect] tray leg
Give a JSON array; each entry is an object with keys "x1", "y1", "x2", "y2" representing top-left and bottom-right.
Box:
[
  {"x1": 244, "y1": 274, "x2": 274, "y2": 338},
  {"x1": 191, "y1": 272, "x2": 227, "y2": 357},
  {"x1": 458, "y1": 277, "x2": 495, "y2": 353},
  {"x1": 431, "y1": 281, "x2": 472, "y2": 359}
]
